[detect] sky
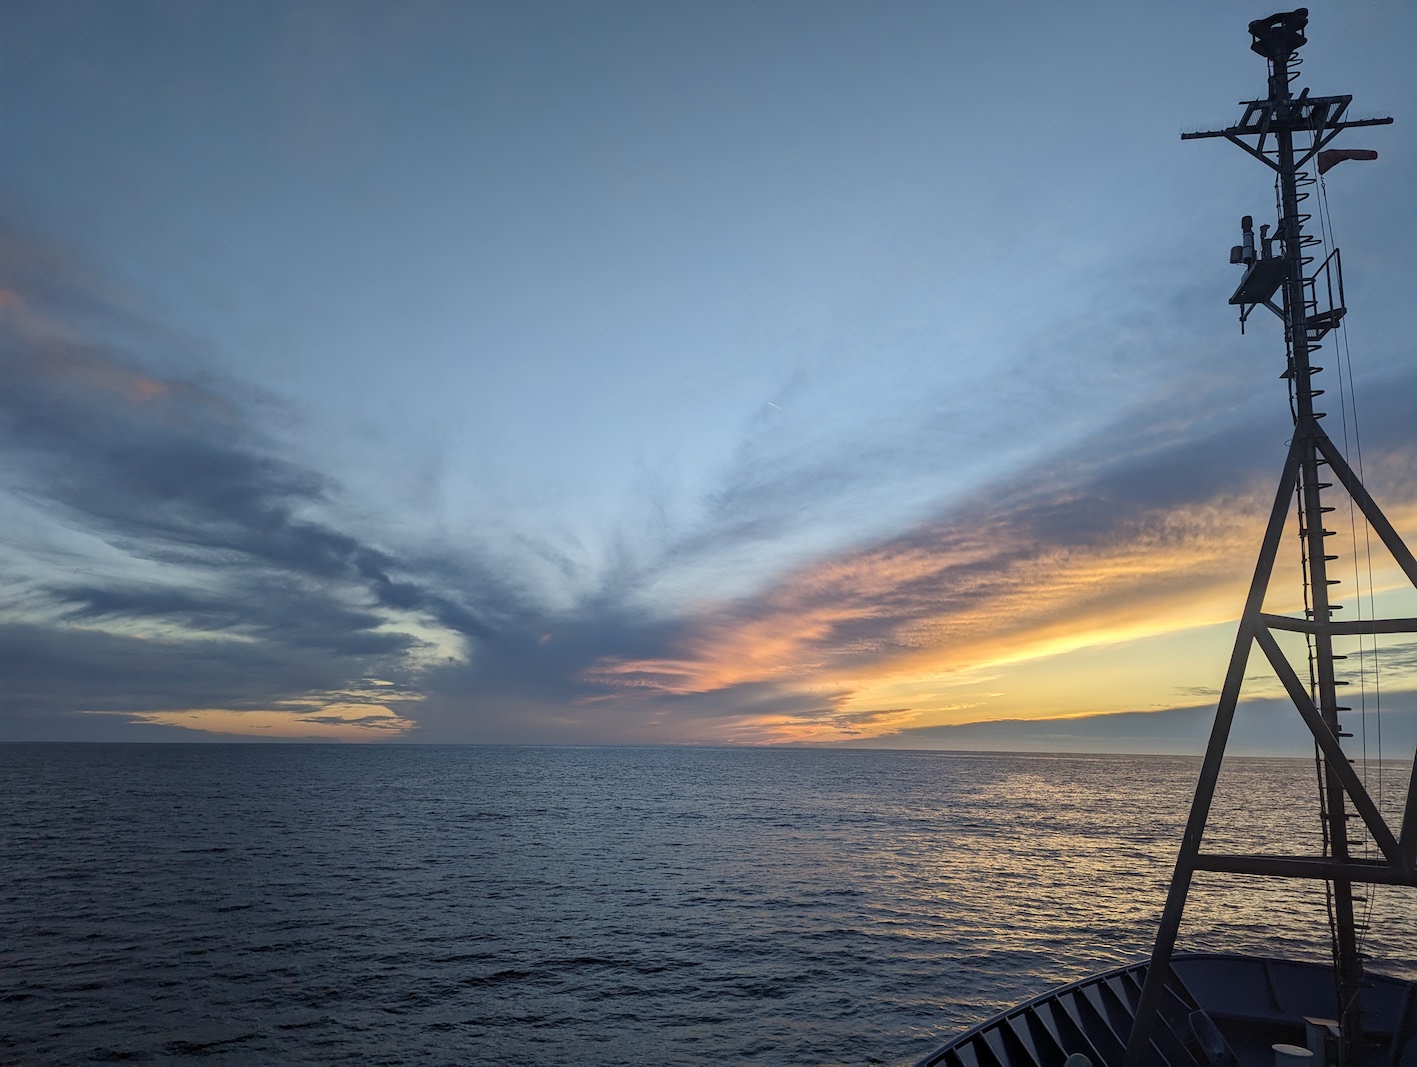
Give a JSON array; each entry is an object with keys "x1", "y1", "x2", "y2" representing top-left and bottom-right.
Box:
[{"x1": 2, "y1": 0, "x2": 1415, "y2": 752}]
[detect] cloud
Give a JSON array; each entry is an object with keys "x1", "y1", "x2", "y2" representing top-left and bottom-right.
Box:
[
  {"x1": 843, "y1": 698, "x2": 1417, "y2": 758},
  {"x1": 121, "y1": 701, "x2": 416, "y2": 741},
  {"x1": 0, "y1": 620, "x2": 405, "y2": 740},
  {"x1": 577, "y1": 362, "x2": 1417, "y2": 744},
  {"x1": 4, "y1": 217, "x2": 1415, "y2": 748},
  {"x1": 0, "y1": 223, "x2": 509, "y2": 738}
]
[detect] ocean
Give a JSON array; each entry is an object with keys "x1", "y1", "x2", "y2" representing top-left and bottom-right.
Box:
[{"x1": 3, "y1": 744, "x2": 1414, "y2": 1066}]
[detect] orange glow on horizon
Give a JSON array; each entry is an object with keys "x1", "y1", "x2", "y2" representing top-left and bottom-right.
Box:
[
  {"x1": 583, "y1": 484, "x2": 1417, "y2": 746},
  {"x1": 105, "y1": 702, "x2": 416, "y2": 741}
]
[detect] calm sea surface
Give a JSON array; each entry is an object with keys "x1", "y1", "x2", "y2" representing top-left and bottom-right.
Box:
[{"x1": 2, "y1": 744, "x2": 1413, "y2": 1066}]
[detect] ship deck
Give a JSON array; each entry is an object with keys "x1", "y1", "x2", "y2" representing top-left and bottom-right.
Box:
[{"x1": 914, "y1": 953, "x2": 1417, "y2": 1067}]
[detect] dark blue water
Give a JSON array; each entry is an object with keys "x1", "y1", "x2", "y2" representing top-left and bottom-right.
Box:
[{"x1": 3, "y1": 745, "x2": 1413, "y2": 1065}]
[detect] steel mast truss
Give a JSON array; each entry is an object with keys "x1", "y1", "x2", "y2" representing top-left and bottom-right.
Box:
[{"x1": 1124, "y1": 10, "x2": 1412, "y2": 1066}]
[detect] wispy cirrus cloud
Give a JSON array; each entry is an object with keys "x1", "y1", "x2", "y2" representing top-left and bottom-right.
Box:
[{"x1": 577, "y1": 369, "x2": 1417, "y2": 744}]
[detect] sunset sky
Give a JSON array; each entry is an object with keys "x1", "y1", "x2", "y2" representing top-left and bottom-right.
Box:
[{"x1": 3, "y1": 1, "x2": 1415, "y2": 752}]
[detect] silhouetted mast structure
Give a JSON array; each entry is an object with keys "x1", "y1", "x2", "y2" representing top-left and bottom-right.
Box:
[{"x1": 1124, "y1": 9, "x2": 1415, "y2": 1066}]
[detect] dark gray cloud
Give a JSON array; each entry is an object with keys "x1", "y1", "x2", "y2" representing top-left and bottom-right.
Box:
[
  {"x1": 56, "y1": 581, "x2": 406, "y2": 656},
  {"x1": 1351, "y1": 641, "x2": 1417, "y2": 677},
  {"x1": 847, "y1": 698, "x2": 1417, "y2": 758},
  {"x1": 0, "y1": 329, "x2": 499, "y2": 643},
  {"x1": 0, "y1": 223, "x2": 520, "y2": 737},
  {"x1": 0, "y1": 620, "x2": 379, "y2": 739}
]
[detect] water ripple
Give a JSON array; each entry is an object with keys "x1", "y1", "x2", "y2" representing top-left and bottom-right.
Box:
[{"x1": 2, "y1": 744, "x2": 1412, "y2": 1065}]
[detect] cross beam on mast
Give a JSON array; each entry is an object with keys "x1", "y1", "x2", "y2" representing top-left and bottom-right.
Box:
[{"x1": 1124, "y1": 10, "x2": 1412, "y2": 1066}]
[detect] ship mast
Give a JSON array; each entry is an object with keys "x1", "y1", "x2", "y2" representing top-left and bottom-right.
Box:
[{"x1": 1125, "y1": 10, "x2": 1416, "y2": 1066}]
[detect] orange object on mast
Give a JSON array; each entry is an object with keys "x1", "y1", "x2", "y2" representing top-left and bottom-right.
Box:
[{"x1": 1317, "y1": 147, "x2": 1378, "y2": 173}]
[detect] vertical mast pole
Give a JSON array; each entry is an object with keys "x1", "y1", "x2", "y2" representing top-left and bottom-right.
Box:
[{"x1": 1268, "y1": 42, "x2": 1365, "y2": 1047}]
